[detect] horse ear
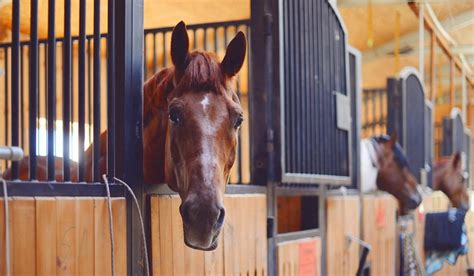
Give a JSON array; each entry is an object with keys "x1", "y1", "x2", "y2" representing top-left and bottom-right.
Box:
[
  {"x1": 388, "y1": 133, "x2": 398, "y2": 147},
  {"x1": 171, "y1": 21, "x2": 189, "y2": 72},
  {"x1": 452, "y1": 152, "x2": 462, "y2": 169},
  {"x1": 221, "y1": 31, "x2": 246, "y2": 77}
]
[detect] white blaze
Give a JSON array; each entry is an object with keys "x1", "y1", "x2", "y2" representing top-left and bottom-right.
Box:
[{"x1": 201, "y1": 96, "x2": 210, "y2": 112}]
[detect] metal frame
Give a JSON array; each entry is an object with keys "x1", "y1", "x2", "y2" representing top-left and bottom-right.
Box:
[
  {"x1": 425, "y1": 100, "x2": 434, "y2": 187},
  {"x1": 348, "y1": 45, "x2": 362, "y2": 190},
  {"x1": 278, "y1": 0, "x2": 352, "y2": 186}
]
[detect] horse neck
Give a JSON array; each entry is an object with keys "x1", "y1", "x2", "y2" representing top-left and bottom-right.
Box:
[
  {"x1": 432, "y1": 161, "x2": 448, "y2": 192},
  {"x1": 143, "y1": 69, "x2": 174, "y2": 184}
]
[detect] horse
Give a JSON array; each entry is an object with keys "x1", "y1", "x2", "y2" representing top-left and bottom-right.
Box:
[
  {"x1": 360, "y1": 134, "x2": 422, "y2": 214},
  {"x1": 3, "y1": 21, "x2": 247, "y2": 251},
  {"x1": 432, "y1": 152, "x2": 470, "y2": 211}
]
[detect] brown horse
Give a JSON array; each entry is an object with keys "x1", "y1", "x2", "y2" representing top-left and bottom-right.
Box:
[
  {"x1": 432, "y1": 152, "x2": 470, "y2": 211},
  {"x1": 4, "y1": 21, "x2": 246, "y2": 251},
  {"x1": 361, "y1": 134, "x2": 422, "y2": 214}
]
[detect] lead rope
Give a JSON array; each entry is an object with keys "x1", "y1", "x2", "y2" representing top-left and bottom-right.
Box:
[
  {"x1": 102, "y1": 175, "x2": 150, "y2": 276},
  {"x1": 1, "y1": 177, "x2": 10, "y2": 276}
]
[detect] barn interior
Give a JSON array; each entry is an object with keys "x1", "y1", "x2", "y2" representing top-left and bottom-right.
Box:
[{"x1": 0, "y1": 0, "x2": 473, "y2": 274}]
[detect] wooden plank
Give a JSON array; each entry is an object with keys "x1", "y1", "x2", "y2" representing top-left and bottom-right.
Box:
[
  {"x1": 76, "y1": 197, "x2": 95, "y2": 276},
  {"x1": 238, "y1": 195, "x2": 248, "y2": 274},
  {"x1": 326, "y1": 196, "x2": 343, "y2": 276},
  {"x1": 171, "y1": 196, "x2": 185, "y2": 276},
  {"x1": 94, "y1": 197, "x2": 112, "y2": 275},
  {"x1": 255, "y1": 194, "x2": 267, "y2": 276},
  {"x1": 150, "y1": 196, "x2": 161, "y2": 276},
  {"x1": 204, "y1": 226, "x2": 224, "y2": 276},
  {"x1": 223, "y1": 195, "x2": 238, "y2": 275},
  {"x1": 158, "y1": 196, "x2": 174, "y2": 275},
  {"x1": 56, "y1": 197, "x2": 77, "y2": 275},
  {"x1": 0, "y1": 198, "x2": 10, "y2": 275},
  {"x1": 246, "y1": 195, "x2": 256, "y2": 275},
  {"x1": 112, "y1": 198, "x2": 127, "y2": 276},
  {"x1": 12, "y1": 197, "x2": 36, "y2": 275},
  {"x1": 36, "y1": 197, "x2": 57, "y2": 276}
]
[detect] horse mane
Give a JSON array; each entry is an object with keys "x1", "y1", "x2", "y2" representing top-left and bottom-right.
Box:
[{"x1": 372, "y1": 135, "x2": 410, "y2": 169}]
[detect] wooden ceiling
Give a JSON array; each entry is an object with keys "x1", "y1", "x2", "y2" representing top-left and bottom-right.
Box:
[{"x1": 338, "y1": 0, "x2": 474, "y2": 90}]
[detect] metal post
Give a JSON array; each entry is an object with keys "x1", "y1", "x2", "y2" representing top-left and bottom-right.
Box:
[{"x1": 114, "y1": 0, "x2": 144, "y2": 274}]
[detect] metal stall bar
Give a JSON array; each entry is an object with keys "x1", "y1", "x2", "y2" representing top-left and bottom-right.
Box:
[
  {"x1": 63, "y1": 0, "x2": 72, "y2": 181},
  {"x1": 47, "y1": 0, "x2": 56, "y2": 181},
  {"x1": 78, "y1": 0, "x2": 86, "y2": 182},
  {"x1": 10, "y1": 0, "x2": 20, "y2": 179},
  {"x1": 107, "y1": 0, "x2": 116, "y2": 180},
  {"x1": 114, "y1": 0, "x2": 145, "y2": 273},
  {"x1": 93, "y1": 0, "x2": 101, "y2": 182}
]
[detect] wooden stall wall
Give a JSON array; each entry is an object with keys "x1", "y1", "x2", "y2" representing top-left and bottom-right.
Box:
[
  {"x1": 151, "y1": 194, "x2": 267, "y2": 276},
  {"x1": 362, "y1": 194, "x2": 398, "y2": 275},
  {"x1": 326, "y1": 195, "x2": 360, "y2": 275},
  {"x1": 0, "y1": 197, "x2": 127, "y2": 275},
  {"x1": 277, "y1": 237, "x2": 321, "y2": 276},
  {"x1": 413, "y1": 191, "x2": 474, "y2": 275}
]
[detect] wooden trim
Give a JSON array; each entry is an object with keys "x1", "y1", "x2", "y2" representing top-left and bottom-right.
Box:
[
  {"x1": 430, "y1": 31, "x2": 436, "y2": 102},
  {"x1": 409, "y1": 2, "x2": 474, "y2": 86}
]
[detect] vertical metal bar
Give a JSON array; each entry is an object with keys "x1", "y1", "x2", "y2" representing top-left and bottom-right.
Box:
[
  {"x1": 47, "y1": 0, "x2": 56, "y2": 181},
  {"x1": 213, "y1": 27, "x2": 218, "y2": 53},
  {"x1": 87, "y1": 39, "x2": 92, "y2": 144},
  {"x1": 107, "y1": 0, "x2": 116, "y2": 180},
  {"x1": 4, "y1": 48, "x2": 9, "y2": 169},
  {"x1": 114, "y1": 0, "x2": 145, "y2": 273},
  {"x1": 162, "y1": 32, "x2": 167, "y2": 68},
  {"x1": 152, "y1": 33, "x2": 157, "y2": 72},
  {"x1": 236, "y1": 79, "x2": 242, "y2": 183},
  {"x1": 20, "y1": 46, "x2": 25, "y2": 150},
  {"x1": 143, "y1": 34, "x2": 147, "y2": 79},
  {"x1": 10, "y1": 0, "x2": 20, "y2": 179},
  {"x1": 203, "y1": 28, "x2": 208, "y2": 50},
  {"x1": 78, "y1": 0, "x2": 86, "y2": 182},
  {"x1": 193, "y1": 29, "x2": 197, "y2": 49},
  {"x1": 28, "y1": 15, "x2": 38, "y2": 179},
  {"x1": 93, "y1": 0, "x2": 101, "y2": 182},
  {"x1": 63, "y1": 0, "x2": 72, "y2": 181}
]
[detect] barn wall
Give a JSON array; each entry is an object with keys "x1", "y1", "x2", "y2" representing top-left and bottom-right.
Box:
[
  {"x1": 0, "y1": 197, "x2": 127, "y2": 275},
  {"x1": 326, "y1": 195, "x2": 360, "y2": 275},
  {"x1": 150, "y1": 194, "x2": 267, "y2": 276},
  {"x1": 362, "y1": 194, "x2": 398, "y2": 275}
]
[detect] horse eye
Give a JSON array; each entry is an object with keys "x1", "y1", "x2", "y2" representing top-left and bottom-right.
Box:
[
  {"x1": 234, "y1": 115, "x2": 244, "y2": 129},
  {"x1": 169, "y1": 109, "x2": 180, "y2": 125}
]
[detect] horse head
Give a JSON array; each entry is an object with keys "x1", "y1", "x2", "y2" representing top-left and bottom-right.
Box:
[
  {"x1": 144, "y1": 21, "x2": 246, "y2": 250},
  {"x1": 433, "y1": 152, "x2": 470, "y2": 211}
]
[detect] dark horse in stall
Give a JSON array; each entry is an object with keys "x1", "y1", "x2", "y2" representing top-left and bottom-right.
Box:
[
  {"x1": 360, "y1": 134, "x2": 422, "y2": 214},
  {"x1": 432, "y1": 152, "x2": 470, "y2": 211},
  {"x1": 4, "y1": 21, "x2": 247, "y2": 251}
]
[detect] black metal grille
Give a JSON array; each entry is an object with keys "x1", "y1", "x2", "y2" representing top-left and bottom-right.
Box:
[
  {"x1": 387, "y1": 70, "x2": 429, "y2": 184},
  {"x1": 280, "y1": 0, "x2": 349, "y2": 182},
  {"x1": 0, "y1": 19, "x2": 250, "y2": 185}
]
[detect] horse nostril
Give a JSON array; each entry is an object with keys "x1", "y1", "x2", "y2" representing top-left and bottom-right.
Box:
[{"x1": 215, "y1": 208, "x2": 225, "y2": 229}]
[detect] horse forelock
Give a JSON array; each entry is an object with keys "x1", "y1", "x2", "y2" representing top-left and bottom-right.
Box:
[{"x1": 178, "y1": 51, "x2": 225, "y2": 94}]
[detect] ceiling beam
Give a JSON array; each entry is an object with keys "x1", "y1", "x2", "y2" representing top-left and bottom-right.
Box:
[{"x1": 363, "y1": 8, "x2": 474, "y2": 63}]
